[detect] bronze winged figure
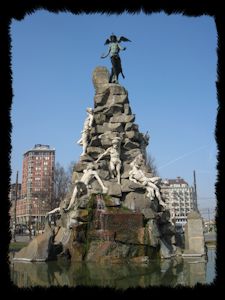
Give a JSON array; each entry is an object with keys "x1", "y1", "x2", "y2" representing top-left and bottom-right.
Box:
[{"x1": 101, "y1": 34, "x2": 131, "y2": 83}]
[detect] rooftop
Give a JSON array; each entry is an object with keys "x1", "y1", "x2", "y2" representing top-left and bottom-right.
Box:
[
  {"x1": 23, "y1": 144, "x2": 55, "y2": 156},
  {"x1": 162, "y1": 177, "x2": 188, "y2": 186}
]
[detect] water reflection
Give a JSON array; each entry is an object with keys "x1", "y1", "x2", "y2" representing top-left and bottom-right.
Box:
[{"x1": 10, "y1": 248, "x2": 215, "y2": 289}]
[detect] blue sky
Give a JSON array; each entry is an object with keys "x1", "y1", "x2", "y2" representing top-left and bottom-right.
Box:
[{"x1": 10, "y1": 11, "x2": 217, "y2": 212}]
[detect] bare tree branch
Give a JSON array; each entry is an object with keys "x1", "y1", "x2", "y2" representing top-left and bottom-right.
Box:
[
  {"x1": 146, "y1": 153, "x2": 159, "y2": 176},
  {"x1": 52, "y1": 162, "x2": 75, "y2": 209}
]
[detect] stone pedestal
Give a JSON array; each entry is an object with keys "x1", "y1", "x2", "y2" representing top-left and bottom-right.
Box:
[{"x1": 183, "y1": 211, "x2": 206, "y2": 256}]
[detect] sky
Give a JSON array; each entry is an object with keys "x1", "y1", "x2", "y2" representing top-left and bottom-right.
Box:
[{"x1": 10, "y1": 11, "x2": 218, "y2": 213}]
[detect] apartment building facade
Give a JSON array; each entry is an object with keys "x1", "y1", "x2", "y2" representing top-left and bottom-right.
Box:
[
  {"x1": 15, "y1": 144, "x2": 55, "y2": 228},
  {"x1": 160, "y1": 177, "x2": 197, "y2": 228}
]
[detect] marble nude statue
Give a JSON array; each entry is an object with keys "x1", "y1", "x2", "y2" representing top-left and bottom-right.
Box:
[
  {"x1": 46, "y1": 206, "x2": 61, "y2": 217},
  {"x1": 129, "y1": 154, "x2": 166, "y2": 207},
  {"x1": 46, "y1": 163, "x2": 108, "y2": 217},
  {"x1": 77, "y1": 107, "x2": 94, "y2": 155},
  {"x1": 64, "y1": 162, "x2": 108, "y2": 212},
  {"x1": 46, "y1": 182, "x2": 87, "y2": 217},
  {"x1": 96, "y1": 137, "x2": 122, "y2": 184},
  {"x1": 101, "y1": 34, "x2": 131, "y2": 84}
]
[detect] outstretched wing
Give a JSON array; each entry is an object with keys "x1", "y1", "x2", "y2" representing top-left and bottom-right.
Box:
[
  {"x1": 118, "y1": 36, "x2": 131, "y2": 43},
  {"x1": 104, "y1": 38, "x2": 111, "y2": 45}
]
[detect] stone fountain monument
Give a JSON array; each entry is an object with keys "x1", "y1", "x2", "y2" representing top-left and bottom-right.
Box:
[
  {"x1": 14, "y1": 36, "x2": 185, "y2": 263},
  {"x1": 14, "y1": 66, "x2": 178, "y2": 263}
]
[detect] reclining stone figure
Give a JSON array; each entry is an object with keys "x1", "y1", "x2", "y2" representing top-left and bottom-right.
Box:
[
  {"x1": 46, "y1": 181, "x2": 87, "y2": 218},
  {"x1": 129, "y1": 154, "x2": 166, "y2": 208},
  {"x1": 64, "y1": 162, "x2": 108, "y2": 212},
  {"x1": 46, "y1": 163, "x2": 107, "y2": 218}
]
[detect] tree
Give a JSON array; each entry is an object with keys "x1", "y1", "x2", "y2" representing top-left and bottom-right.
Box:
[
  {"x1": 52, "y1": 162, "x2": 75, "y2": 209},
  {"x1": 146, "y1": 153, "x2": 159, "y2": 176},
  {"x1": 67, "y1": 161, "x2": 75, "y2": 191}
]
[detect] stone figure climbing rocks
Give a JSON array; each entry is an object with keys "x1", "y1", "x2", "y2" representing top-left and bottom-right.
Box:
[
  {"x1": 77, "y1": 107, "x2": 94, "y2": 156},
  {"x1": 96, "y1": 137, "x2": 122, "y2": 184}
]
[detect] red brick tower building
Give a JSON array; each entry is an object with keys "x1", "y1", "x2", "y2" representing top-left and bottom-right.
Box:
[{"x1": 18, "y1": 144, "x2": 55, "y2": 229}]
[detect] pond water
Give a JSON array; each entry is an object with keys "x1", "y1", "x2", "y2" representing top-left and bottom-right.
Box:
[{"x1": 10, "y1": 247, "x2": 216, "y2": 289}]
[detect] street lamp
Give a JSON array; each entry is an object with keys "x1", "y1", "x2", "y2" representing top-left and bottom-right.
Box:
[
  {"x1": 28, "y1": 201, "x2": 32, "y2": 240},
  {"x1": 13, "y1": 171, "x2": 19, "y2": 243},
  {"x1": 41, "y1": 200, "x2": 46, "y2": 230}
]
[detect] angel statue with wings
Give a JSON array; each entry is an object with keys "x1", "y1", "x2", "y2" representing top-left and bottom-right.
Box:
[{"x1": 101, "y1": 34, "x2": 131, "y2": 84}]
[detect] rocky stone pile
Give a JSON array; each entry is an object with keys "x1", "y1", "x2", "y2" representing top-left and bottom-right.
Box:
[
  {"x1": 14, "y1": 67, "x2": 177, "y2": 263},
  {"x1": 74, "y1": 67, "x2": 158, "y2": 209},
  {"x1": 66, "y1": 67, "x2": 176, "y2": 261}
]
